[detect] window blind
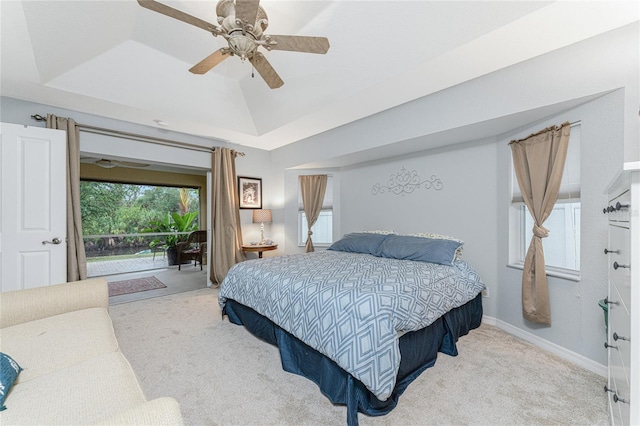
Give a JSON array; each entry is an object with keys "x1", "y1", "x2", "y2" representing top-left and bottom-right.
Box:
[
  {"x1": 512, "y1": 123, "x2": 581, "y2": 203},
  {"x1": 298, "y1": 175, "x2": 333, "y2": 209}
]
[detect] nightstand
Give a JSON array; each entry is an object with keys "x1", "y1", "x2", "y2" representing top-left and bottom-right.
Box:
[{"x1": 242, "y1": 244, "x2": 277, "y2": 258}]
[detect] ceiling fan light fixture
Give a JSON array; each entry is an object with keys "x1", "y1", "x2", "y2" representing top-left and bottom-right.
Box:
[
  {"x1": 95, "y1": 159, "x2": 117, "y2": 169},
  {"x1": 228, "y1": 31, "x2": 257, "y2": 60}
]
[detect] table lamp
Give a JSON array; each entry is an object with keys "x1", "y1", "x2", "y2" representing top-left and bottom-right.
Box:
[{"x1": 252, "y1": 209, "x2": 272, "y2": 244}]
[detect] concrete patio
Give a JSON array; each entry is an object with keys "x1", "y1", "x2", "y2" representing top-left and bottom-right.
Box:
[
  {"x1": 87, "y1": 255, "x2": 171, "y2": 277},
  {"x1": 87, "y1": 256, "x2": 210, "y2": 305}
]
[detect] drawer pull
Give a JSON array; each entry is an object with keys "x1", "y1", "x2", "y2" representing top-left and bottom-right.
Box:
[
  {"x1": 613, "y1": 261, "x2": 629, "y2": 270},
  {"x1": 613, "y1": 332, "x2": 630, "y2": 342},
  {"x1": 604, "y1": 342, "x2": 618, "y2": 350},
  {"x1": 604, "y1": 248, "x2": 620, "y2": 254},
  {"x1": 605, "y1": 387, "x2": 630, "y2": 404},
  {"x1": 604, "y1": 298, "x2": 619, "y2": 306},
  {"x1": 615, "y1": 202, "x2": 629, "y2": 211},
  {"x1": 613, "y1": 394, "x2": 629, "y2": 404}
]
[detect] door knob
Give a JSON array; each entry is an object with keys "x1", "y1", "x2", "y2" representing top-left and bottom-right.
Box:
[{"x1": 42, "y1": 237, "x2": 62, "y2": 245}]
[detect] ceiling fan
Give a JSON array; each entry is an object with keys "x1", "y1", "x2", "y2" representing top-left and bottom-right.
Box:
[
  {"x1": 83, "y1": 158, "x2": 150, "y2": 169},
  {"x1": 137, "y1": 0, "x2": 330, "y2": 89}
]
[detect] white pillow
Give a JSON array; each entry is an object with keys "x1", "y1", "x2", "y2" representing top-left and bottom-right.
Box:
[
  {"x1": 361, "y1": 230, "x2": 396, "y2": 235},
  {"x1": 408, "y1": 232, "x2": 463, "y2": 243}
]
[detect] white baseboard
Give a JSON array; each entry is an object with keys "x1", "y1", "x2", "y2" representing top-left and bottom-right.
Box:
[{"x1": 481, "y1": 315, "x2": 607, "y2": 378}]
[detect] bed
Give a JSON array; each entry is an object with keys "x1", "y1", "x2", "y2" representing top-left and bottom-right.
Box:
[{"x1": 219, "y1": 232, "x2": 485, "y2": 425}]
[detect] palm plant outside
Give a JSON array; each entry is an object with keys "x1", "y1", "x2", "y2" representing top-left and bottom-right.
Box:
[{"x1": 142, "y1": 211, "x2": 198, "y2": 250}]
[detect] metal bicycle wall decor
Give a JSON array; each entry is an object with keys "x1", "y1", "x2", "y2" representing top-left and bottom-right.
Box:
[{"x1": 371, "y1": 167, "x2": 444, "y2": 196}]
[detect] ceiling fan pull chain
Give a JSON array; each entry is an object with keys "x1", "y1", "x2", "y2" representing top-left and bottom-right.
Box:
[{"x1": 252, "y1": 64, "x2": 255, "y2": 79}]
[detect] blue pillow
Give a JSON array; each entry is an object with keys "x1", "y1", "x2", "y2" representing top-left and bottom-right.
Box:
[
  {"x1": 0, "y1": 352, "x2": 22, "y2": 411},
  {"x1": 328, "y1": 232, "x2": 390, "y2": 255},
  {"x1": 376, "y1": 234, "x2": 463, "y2": 266}
]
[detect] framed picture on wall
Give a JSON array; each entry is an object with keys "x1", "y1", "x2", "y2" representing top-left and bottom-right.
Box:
[{"x1": 238, "y1": 176, "x2": 262, "y2": 209}]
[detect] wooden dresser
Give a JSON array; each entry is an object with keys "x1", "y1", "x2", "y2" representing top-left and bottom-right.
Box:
[{"x1": 604, "y1": 162, "x2": 639, "y2": 425}]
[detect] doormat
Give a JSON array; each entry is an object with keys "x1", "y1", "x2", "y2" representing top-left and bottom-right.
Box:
[{"x1": 108, "y1": 276, "x2": 167, "y2": 297}]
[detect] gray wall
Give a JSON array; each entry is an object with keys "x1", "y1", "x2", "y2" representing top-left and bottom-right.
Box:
[{"x1": 338, "y1": 141, "x2": 499, "y2": 317}]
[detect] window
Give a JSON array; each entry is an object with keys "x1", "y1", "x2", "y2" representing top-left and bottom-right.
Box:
[
  {"x1": 298, "y1": 176, "x2": 333, "y2": 247},
  {"x1": 80, "y1": 181, "x2": 200, "y2": 276},
  {"x1": 522, "y1": 202, "x2": 580, "y2": 270},
  {"x1": 510, "y1": 124, "x2": 581, "y2": 275},
  {"x1": 299, "y1": 210, "x2": 333, "y2": 246}
]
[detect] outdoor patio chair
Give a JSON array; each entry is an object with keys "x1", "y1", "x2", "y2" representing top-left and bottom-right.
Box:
[
  {"x1": 176, "y1": 230, "x2": 207, "y2": 271},
  {"x1": 152, "y1": 244, "x2": 167, "y2": 260}
]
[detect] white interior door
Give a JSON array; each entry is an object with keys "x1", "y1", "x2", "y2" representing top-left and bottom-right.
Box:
[{"x1": 0, "y1": 122, "x2": 67, "y2": 291}]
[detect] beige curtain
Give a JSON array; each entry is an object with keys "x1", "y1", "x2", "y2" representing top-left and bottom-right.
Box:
[
  {"x1": 210, "y1": 147, "x2": 245, "y2": 285},
  {"x1": 299, "y1": 175, "x2": 327, "y2": 253},
  {"x1": 46, "y1": 114, "x2": 87, "y2": 281},
  {"x1": 509, "y1": 122, "x2": 571, "y2": 325}
]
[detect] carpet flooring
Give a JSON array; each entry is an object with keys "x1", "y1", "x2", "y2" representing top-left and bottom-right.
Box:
[
  {"x1": 110, "y1": 288, "x2": 609, "y2": 425},
  {"x1": 107, "y1": 276, "x2": 166, "y2": 297}
]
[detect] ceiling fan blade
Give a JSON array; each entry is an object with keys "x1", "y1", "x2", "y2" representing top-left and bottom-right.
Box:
[
  {"x1": 265, "y1": 35, "x2": 330, "y2": 54},
  {"x1": 235, "y1": 0, "x2": 261, "y2": 30},
  {"x1": 189, "y1": 49, "x2": 231, "y2": 74},
  {"x1": 137, "y1": 0, "x2": 218, "y2": 33},
  {"x1": 249, "y1": 53, "x2": 284, "y2": 89}
]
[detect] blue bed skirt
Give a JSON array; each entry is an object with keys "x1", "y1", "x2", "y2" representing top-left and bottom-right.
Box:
[{"x1": 222, "y1": 293, "x2": 483, "y2": 425}]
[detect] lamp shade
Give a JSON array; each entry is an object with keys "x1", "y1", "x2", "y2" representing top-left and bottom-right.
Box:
[{"x1": 252, "y1": 209, "x2": 272, "y2": 224}]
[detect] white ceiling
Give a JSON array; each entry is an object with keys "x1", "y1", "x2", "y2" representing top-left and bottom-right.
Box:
[{"x1": 1, "y1": 1, "x2": 638, "y2": 152}]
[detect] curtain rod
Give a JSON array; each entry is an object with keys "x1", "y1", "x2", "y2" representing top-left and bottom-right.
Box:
[{"x1": 30, "y1": 114, "x2": 244, "y2": 156}]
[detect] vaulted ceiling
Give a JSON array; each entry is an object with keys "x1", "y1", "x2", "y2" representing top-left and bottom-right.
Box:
[{"x1": 1, "y1": 1, "x2": 637, "y2": 151}]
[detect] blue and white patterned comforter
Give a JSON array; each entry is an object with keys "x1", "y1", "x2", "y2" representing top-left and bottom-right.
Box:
[{"x1": 218, "y1": 250, "x2": 485, "y2": 401}]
